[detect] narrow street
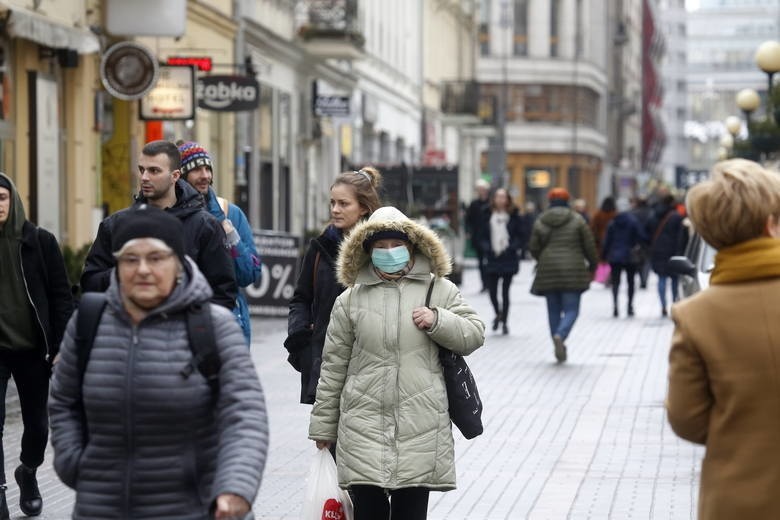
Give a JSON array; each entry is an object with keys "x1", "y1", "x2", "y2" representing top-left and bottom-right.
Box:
[{"x1": 4, "y1": 261, "x2": 704, "y2": 519}]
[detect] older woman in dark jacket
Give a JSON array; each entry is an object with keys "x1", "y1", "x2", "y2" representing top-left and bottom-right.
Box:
[{"x1": 49, "y1": 205, "x2": 268, "y2": 520}]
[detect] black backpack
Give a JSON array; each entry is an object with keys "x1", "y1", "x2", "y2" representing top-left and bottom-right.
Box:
[{"x1": 74, "y1": 293, "x2": 221, "y2": 394}]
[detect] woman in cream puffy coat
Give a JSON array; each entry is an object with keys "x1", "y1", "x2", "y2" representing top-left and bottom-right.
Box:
[{"x1": 309, "y1": 206, "x2": 485, "y2": 520}]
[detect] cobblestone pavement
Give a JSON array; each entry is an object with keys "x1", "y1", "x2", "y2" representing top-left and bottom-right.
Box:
[{"x1": 3, "y1": 260, "x2": 705, "y2": 519}]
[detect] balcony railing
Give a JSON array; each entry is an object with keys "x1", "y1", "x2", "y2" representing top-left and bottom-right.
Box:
[
  {"x1": 296, "y1": 0, "x2": 365, "y2": 59},
  {"x1": 441, "y1": 80, "x2": 480, "y2": 116}
]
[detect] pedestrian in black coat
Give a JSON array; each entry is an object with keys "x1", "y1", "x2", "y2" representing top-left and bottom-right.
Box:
[
  {"x1": 0, "y1": 173, "x2": 74, "y2": 518},
  {"x1": 465, "y1": 179, "x2": 491, "y2": 291},
  {"x1": 603, "y1": 199, "x2": 647, "y2": 317},
  {"x1": 478, "y1": 188, "x2": 524, "y2": 335},
  {"x1": 285, "y1": 167, "x2": 382, "y2": 405},
  {"x1": 647, "y1": 194, "x2": 688, "y2": 316},
  {"x1": 630, "y1": 196, "x2": 653, "y2": 288},
  {"x1": 80, "y1": 140, "x2": 237, "y2": 310}
]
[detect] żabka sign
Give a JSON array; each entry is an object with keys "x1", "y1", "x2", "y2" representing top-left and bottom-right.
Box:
[{"x1": 196, "y1": 75, "x2": 260, "y2": 112}]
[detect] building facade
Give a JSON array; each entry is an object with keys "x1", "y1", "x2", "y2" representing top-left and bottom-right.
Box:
[
  {"x1": 658, "y1": 0, "x2": 688, "y2": 186},
  {"x1": 0, "y1": 0, "x2": 101, "y2": 247},
  {"x1": 686, "y1": 0, "x2": 780, "y2": 170},
  {"x1": 475, "y1": 0, "x2": 609, "y2": 211}
]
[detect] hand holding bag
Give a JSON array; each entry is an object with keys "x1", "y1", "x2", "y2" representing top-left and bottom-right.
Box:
[
  {"x1": 425, "y1": 278, "x2": 484, "y2": 439},
  {"x1": 301, "y1": 449, "x2": 353, "y2": 520}
]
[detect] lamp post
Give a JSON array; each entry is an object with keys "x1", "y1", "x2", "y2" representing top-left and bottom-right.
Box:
[
  {"x1": 755, "y1": 41, "x2": 780, "y2": 120},
  {"x1": 725, "y1": 115, "x2": 742, "y2": 139},
  {"x1": 735, "y1": 88, "x2": 760, "y2": 124}
]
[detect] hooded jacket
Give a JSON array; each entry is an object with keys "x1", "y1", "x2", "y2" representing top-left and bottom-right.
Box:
[
  {"x1": 286, "y1": 225, "x2": 346, "y2": 404},
  {"x1": 0, "y1": 172, "x2": 74, "y2": 359},
  {"x1": 80, "y1": 179, "x2": 237, "y2": 309},
  {"x1": 49, "y1": 259, "x2": 268, "y2": 519},
  {"x1": 529, "y1": 205, "x2": 598, "y2": 295},
  {"x1": 309, "y1": 207, "x2": 485, "y2": 491}
]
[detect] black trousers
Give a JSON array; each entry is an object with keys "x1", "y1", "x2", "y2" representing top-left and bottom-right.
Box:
[
  {"x1": 351, "y1": 485, "x2": 430, "y2": 520},
  {"x1": 486, "y1": 273, "x2": 514, "y2": 320},
  {"x1": 0, "y1": 349, "x2": 49, "y2": 484},
  {"x1": 609, "y1": 262, "x2": 637, "y2": 308}
]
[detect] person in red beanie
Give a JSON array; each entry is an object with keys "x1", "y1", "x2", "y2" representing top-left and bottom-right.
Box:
[{"x1": 529, "y1": 187, "x2": 598, "y2": 362}]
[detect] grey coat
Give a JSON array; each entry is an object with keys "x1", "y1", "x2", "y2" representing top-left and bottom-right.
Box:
[{"x1": 49, "y1": 259, "x2": 268, "y2": 520}]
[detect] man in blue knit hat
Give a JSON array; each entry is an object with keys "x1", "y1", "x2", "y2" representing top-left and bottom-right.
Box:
[{"x1": 178, "y1": 141, "x2": 261, "y2": 345}]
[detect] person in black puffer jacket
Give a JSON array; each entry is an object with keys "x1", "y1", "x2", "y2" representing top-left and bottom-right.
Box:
[
  {"x1": 80, "y1": 140, "x2": 237, "y2": 311},
  {"x1": 285, "y1": 167, "x2": 382, "y2": 405}
]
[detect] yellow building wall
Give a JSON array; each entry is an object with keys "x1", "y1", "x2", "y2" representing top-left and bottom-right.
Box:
[{"x1": 137, "y1": 0, "x2": 237, "y2": 201}]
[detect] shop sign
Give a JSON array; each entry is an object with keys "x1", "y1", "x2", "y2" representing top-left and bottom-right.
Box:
[
  {"x1": 313, "y1": 95, "x2": 350, "y2": 117},
  {"x1": 167, "y1": 56, "x2": 213, "y2": 72},
  {"x1": 197, "y1": 75, "x2": 260, "y2": 112},
  {"x1": 246, "y1": 231, "x2": 301, "y2": 317},
  {"x1": 526, "y1": 169, "x2": 551, "y2": 188},
  {"x1": 139, "y1": 65, "x2": 194, "y2": 120}
]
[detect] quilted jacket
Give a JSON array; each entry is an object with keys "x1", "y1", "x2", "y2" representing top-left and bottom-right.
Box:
[
  {"x1": 49, "y1": 259, "x2": 268, "y2": 519},
  {"x1": 529, "y1": 206, "x2": 598, "y2": 295},
  {"x1": 309, "y1": 207, "x2": 485, "y2": 491}
]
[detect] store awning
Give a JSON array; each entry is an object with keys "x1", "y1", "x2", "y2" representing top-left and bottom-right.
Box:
[{"x1": 2, "y1": 7, "x2": 99, "y2": 54}]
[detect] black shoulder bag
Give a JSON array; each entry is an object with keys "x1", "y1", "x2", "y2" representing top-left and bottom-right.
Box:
[{"x1": 425, "y1": 278, "x2": 484, "y2": 439}]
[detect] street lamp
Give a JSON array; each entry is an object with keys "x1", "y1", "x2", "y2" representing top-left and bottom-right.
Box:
[
  {"x1": 736, "y1": 88, "x2": 760, "y2": 123},
  {"x1": 756, "y1": 40, "x2": 780, "y2": 119},
  {"x1": 725, "y1": 115, "x2": 742, "y2": 138}
]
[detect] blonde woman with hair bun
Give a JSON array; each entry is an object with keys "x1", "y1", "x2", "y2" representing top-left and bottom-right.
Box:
[{"x1": 285, "y1": 166, "x2": 382, "y2": 409}]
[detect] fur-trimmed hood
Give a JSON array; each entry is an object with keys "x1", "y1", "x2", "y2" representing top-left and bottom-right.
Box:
[{"x1": 337, "y1": 206, "x2": 452, "y2": 287}]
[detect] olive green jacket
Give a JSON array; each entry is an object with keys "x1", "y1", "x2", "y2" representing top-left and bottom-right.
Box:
[
  {"x1": 529, "y1": 206, "x2": 598, "y2": 295},
  {"x1": 309, "y1": 208, "x2": 485, "y2": 490}
]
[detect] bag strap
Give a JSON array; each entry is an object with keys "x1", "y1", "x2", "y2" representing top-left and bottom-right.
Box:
[
  {"x1": 75, "y1": 292, "x2": 108, "y2": 376},
  {"x1": 425, "y1": 276, "x2": 435, "y2": 308},
  {"x1": 311, "y1": 250, "x2": 321, "y2": 291},
  {"x1": 74, "y1": 292, "x2": 108, "y2": 443},
  {"x1": 185, "y1": 303, "x2": 220, "y2": 395},
  {"x1": 652, "y1": 211, "x2": 674, "y2": 246}
]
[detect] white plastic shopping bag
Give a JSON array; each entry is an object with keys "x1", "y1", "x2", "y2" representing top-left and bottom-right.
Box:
[{"x1": 301, "y1": 448, "x2": 353, "y2": 520}]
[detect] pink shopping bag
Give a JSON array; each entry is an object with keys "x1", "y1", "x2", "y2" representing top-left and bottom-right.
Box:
[{"x1": 594, "y1": 262, "x2": 611, "y2": 284}]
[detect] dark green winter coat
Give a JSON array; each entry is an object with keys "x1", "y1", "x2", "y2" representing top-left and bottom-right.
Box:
[{"x1": 529, "y1": 206, "x2": 598, "y2": 295}]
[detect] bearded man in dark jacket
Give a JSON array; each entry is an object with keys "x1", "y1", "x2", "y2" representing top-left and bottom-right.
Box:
[
  {"x1": 80, "y1": 140, "x2": 237, "y2": 309},
  {"x1": 0, "y1": 172, "x2": 74, "y2": 519}
]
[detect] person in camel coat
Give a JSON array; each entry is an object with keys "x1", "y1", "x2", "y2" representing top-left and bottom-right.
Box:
[{"x1": 666, "y1": 158, "x2": 780, "y2": 520}]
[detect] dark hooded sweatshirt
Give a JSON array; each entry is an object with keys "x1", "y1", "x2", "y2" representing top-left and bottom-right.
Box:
[
  {"x1": 0, "y1": 172, "x2": 74, "y2": 356},
  {"x1": 80, "y1": 179, "x2": 237, "y2": 309}
]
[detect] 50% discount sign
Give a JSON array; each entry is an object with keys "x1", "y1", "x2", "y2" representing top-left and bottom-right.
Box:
[{"x1": 246, "y1": 231, "x2": 301, "y2": 317}]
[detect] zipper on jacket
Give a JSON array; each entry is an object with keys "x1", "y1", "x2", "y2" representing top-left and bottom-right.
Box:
[
  {"x1": 18, "y1": 246, "x2": 50, "y2": 360},
  {"x1": 124, "y1": 325, "x2": 139, "y2": 517}
]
